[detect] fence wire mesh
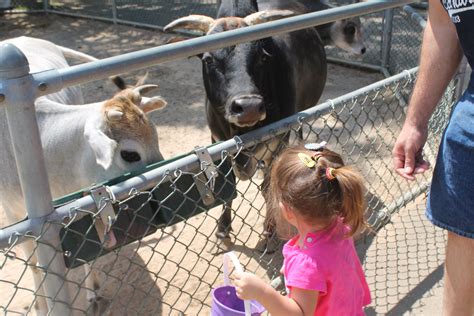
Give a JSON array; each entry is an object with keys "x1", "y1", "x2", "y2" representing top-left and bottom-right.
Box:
[
  {"x1": 5, "y1": 0, "x2": 40, "y2": 10},
  {"x1": 387, "y1": 7, "x2": 425, "y2": 75},
  {"x1": 0, "y1": 69, "x2": 458, "y2": 314}
]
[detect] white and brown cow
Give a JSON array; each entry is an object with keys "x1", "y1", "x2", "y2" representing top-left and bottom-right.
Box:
[{"x1": 0, "y1": 36, "x2": 167, "y2": 315}]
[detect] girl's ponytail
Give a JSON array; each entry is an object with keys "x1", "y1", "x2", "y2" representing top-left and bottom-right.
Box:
[
  {"x1": 269, "y1": 145, "x2": 368, "y2": 239},
  {"x1": 331, "y1": 166, "x2": 366, "y2": 237}
]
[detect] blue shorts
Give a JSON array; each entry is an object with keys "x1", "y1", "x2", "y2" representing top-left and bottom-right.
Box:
[{"x1": 426, "y1": 87, "x2": 474, "y2": 239}]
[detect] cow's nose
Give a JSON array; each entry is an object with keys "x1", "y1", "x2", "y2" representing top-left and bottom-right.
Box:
[
  {"x1": 230, "y1": 97, "x2": 265, "y2": 123},
  {"x1": 361, "y1": 47, "x2": 366, "y2": 54}
]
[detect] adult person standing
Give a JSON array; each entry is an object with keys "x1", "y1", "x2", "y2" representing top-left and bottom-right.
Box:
[{"x1": 392, "y1": 0, "x2": 474, "y2": 315}]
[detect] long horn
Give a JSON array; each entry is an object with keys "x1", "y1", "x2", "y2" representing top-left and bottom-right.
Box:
[
  {"x1": 133, "y1": 84, "x2": 159, "y2": 95},
  {"x1": 243, "y1": 10, "x2": 295, "y2": 25},
  {"x1": 163, "y1": 15, "x2": 216, "y2": 34}
]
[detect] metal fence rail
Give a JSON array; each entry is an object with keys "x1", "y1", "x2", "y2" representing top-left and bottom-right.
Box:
[
  {"x1": 0, "y1": 1, "x2": 462, "y2": 315},
  {"x1": 6, "y1": 0, "x2": 426, "y2": 77}
]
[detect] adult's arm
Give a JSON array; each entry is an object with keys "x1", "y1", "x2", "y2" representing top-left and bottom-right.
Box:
[{"x1": 392, "y1": 0, "x2": 463, "y2": 180}]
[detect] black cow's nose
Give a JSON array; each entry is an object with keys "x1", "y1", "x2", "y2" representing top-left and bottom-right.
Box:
[
  {"x1": 230, "y1": 97, "x2": 265, "y2": 123},
  {"x1": 361, "y1": 47, "x2": 366, "y2": 54}
]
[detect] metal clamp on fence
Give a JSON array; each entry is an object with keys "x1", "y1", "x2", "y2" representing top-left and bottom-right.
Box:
[
  {"x1": 90, "y1": 186, "x2": 118, "y2": 249},
  {"x1": 193, "y1": 146, "x2": 218, "y2": 206}
]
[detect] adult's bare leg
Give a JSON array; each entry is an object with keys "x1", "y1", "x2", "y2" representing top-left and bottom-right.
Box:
[{"x1": 443, "y1": 231, "x2": 474, "y2": 316}]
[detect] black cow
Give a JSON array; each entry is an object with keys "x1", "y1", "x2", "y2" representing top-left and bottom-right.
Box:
[{"x1": 164, "y1": 0, "x2": 327, "y2": 249}]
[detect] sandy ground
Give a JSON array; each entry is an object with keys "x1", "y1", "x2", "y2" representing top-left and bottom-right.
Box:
[{"x1": 0, "y1": 13, "x2": 446, "y2": 316}]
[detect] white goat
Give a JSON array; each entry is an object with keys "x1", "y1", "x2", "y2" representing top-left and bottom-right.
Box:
[{"x1": 0, "y1": 36, "x2": 167, "y2": 315}]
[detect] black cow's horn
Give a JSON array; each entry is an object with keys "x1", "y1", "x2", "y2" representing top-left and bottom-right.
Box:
[
  {"x1": 163, "y1": 15, "x2": 216, "y2": 34},
  {"x1": 243, "y1": 10, "x2": 295, "y2": 26}
]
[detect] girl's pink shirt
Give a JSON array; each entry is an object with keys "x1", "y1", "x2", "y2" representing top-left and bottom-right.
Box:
[{"x1": 282, "y1": 217, "x2": 371, "y2": 316}]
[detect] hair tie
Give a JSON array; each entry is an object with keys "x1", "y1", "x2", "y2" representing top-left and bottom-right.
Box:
[
  {"x1": 312, "y1": 152, "x2": 323, "y2": 163},
  {"x1": 326, "y1": 167, "x2": 336, "y2": 180}
]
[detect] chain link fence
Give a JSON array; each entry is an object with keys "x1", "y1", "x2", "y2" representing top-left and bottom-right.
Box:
[{"x1": 0, "y1": 66, "x2": 459, "y2": 314}]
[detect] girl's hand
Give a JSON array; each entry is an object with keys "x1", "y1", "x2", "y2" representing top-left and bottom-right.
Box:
[
  {"x1": 235, "y1": 271, "x2": 319, "y2": 316},
  {"x1": 234, "y1": 271, "x2": 267, "y2": 301}
]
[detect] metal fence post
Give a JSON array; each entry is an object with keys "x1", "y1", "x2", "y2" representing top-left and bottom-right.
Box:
[
  {"x1": 381, "y1": 8, "x2": 394, "y2": 72},
  {"x1": 0, "y1": 43, "x2": 72, "y2": 314},
  {"x1": 111, "y1": 0, "x2": 117, "y2": 24},
  {"x1": 43, "y1": 0, "x2": 48, "y2": 14}
]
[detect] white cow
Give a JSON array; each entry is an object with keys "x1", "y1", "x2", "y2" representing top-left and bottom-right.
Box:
[{"x1": 0, "y1": 36, "x2": 167, "y2": 315}]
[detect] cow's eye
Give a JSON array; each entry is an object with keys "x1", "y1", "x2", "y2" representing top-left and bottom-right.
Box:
[
  {"x1": 345, "y1": 25, "x2": 356, "y2": 36},
  {"x1": 261, "y1": 48, "x2": 272, "y2": 62},
  {"x1": 120, "y1": 150, "x2": 141, "y2": 163}
]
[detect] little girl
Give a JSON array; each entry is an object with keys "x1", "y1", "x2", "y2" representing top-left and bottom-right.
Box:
[{"x1": 234, "y1": 144, "x2": 371, "y2": 315}]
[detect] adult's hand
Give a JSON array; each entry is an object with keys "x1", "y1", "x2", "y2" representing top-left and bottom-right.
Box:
[{"x1": 392, "y1": 122, "x2": 431, "y2": 181}]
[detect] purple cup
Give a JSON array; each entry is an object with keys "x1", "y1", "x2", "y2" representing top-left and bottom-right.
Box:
[{"x1": 211, "y1": 285, "x2": 265, "y2": 316}]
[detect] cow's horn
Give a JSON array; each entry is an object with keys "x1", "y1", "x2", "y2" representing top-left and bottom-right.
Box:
[
  {"x1": 106, "y1": 109, "x2": 124, "y2": 121},
  {"x1": 163, "y1": 15, "x2": 215, "y2": 34},
  {"x1": 133, "y1": 84, "x2": 159, "y2": 95},
  {"x1": 244, "y1": 10, "x2": 295, "y2": 26}
]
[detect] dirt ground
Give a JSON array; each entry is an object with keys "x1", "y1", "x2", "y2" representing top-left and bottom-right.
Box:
[{"x1": 0, "y1": 13, "x2": 445, "y2": 316}]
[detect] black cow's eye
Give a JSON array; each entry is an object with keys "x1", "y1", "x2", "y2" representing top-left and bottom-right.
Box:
[
  {"x1": 120, "y1": 150, "x2": 141, "y2": 163},
  {"x1": 261, "y1": 48, "x2": 272, "y2": 62},
  {"x1": 345, "y1": 25, "x2": 356, "y2": 36}
]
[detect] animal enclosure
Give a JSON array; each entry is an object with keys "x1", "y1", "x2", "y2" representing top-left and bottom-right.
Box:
[{"x1": 0, "y1": 1, "x2": 466, "y2": 315}]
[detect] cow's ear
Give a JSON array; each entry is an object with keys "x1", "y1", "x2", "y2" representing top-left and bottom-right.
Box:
[
  {"x1": 132, "y1": 85, "x2": 168, "y2": 113},
  {"x1": 140, "y1": 96, "x2": 167, "y2": 114},
  {"x1": 244, "y1": 10, "x2": 295, "y2": 25},
  {"x1": 84, "y1": 119, "x2": 117, "y2": 170}
]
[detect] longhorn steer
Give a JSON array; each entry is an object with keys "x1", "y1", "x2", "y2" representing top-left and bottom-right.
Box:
[
  {"x1": 164, "y1": 0, "x2": 327, "y2": 248},
  {"x1": 0, "y1": 36, "x2": 167, "y2": 315}
]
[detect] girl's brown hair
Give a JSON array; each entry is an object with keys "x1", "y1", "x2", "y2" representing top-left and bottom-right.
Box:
[{"x1": 269, "y1": 145, "x2": 367, "y2": 239}]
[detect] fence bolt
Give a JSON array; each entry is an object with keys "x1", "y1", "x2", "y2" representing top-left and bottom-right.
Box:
[
  {"x1": 38, "y1": 82, "x2": 48, "y2": 91},
  {"x1": 0, "y1": 94, "x2": 4, "y2": 103}
]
